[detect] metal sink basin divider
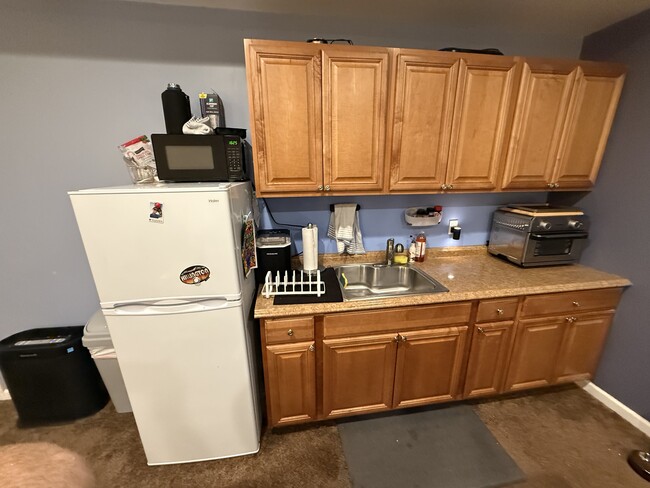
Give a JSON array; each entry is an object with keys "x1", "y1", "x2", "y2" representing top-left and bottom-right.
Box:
[{"x1": 333, "y1": 264, "x2": 449, "y2": 301}]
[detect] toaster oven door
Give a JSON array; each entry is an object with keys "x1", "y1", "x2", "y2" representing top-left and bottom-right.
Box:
[
  {"x1": 488, "y1": 222, "x2": 527, "y2": 265},
  {"x1": 522, "y1": 231, "x2": 589, "y2": 266}
]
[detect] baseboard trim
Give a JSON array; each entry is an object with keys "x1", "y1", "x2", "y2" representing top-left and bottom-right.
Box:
[{"x1": 578, "y1": 380, "x2": 650, "y2": 437}]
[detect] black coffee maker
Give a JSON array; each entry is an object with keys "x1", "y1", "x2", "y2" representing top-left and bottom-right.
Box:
[{"x1": 255, "y1": 229, "x2": 292, "y2": 285}]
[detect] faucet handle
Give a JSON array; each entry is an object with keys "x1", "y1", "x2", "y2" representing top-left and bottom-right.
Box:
[{"x1": 395, "y1": 243, "x2": 404, "y2": 253}]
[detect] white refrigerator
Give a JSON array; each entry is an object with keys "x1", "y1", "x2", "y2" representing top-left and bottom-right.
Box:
[{"x1": 69, "y1": 182, "x2": 261, "y2": 466}]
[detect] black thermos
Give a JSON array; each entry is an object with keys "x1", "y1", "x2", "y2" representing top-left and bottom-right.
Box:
[{"x1": 161, "y1": 83, "x2": 191, "y2": 134}]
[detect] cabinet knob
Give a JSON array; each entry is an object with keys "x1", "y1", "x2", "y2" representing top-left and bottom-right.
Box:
[
  {"x1": 477, "y1": 327, "x2": 485, "y2": 334},
  {"x1": 287, "y1": 328, "x2": 294, "y2": 336},
  {"x1": 496, "y1": 308, "x2": 504, "y2": 315},
  {"x1": 565, "y1": 316, "x2": 577, "y2": 323},
  {"x1": 441, "y1": 184, "x2": 448, "y2": 190},
  {"x1": 547, "y1": 183, "x2": 554, "y2": 188},
  {"x1": 309, "y1": 344, "x2": 315, "y2": 352},
  {"x1": 318, "y1": 185, "x2": 324, "y2": 191},
  {"x1": 401, "y1": 334, "x2": 408, "y2": 342},
  {"x1": 448, "y1": 184, "x2": 454, "y2": 190},
  {"x1": 554, "y1": 183, "x2": 560, "y2": 188},
  {"x1": 324, "y1": 185, "x2": 331, "y2": 191},
  {"x1": 572, "y1": 301, "x2": 580, "y2": 307}
]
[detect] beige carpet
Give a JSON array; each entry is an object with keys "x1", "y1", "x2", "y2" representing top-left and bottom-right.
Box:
[{"x1": 0, "y1": 385, "x2": 648, "y2": 487}]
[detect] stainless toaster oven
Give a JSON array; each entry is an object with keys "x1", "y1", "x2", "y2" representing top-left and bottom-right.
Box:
[{"x1": 488, "y1": 204, "x2": 589, "y2": 267}]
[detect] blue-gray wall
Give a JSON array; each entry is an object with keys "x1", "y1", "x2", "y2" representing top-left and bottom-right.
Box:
[{"x1": 570, "y1": 10, "x2": 650, "y2": 420}]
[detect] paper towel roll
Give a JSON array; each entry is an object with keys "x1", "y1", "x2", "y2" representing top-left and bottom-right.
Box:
[{"x1": 302, "y1": 224, "x2": 319, "y2": 272}]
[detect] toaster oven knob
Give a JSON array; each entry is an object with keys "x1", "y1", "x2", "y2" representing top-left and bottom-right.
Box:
[
  {"x1": 568, "y1": 219, "x2": 584, "y2": 229},
  {"x1": 538, "y1": 221, "x2": 552, "y2": 230}
]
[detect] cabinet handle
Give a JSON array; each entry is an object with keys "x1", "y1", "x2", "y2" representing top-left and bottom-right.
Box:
[
  {"x1": 447, "y1": 184, "x2": 454, "y2": 190},
  {"x1": 565, "y1": 316, "x2": 577, "y2": 323},
  {"x1": 441, "y1": 184, "x2": 448, "y2": 190},
  {"x1": 318, "y1": 185, "x2": 324, "y2": 191},
  {"x1": 496, "y1": 308, "x2": 504, "y2": 315},
  {"x1": 324, "y1": 185, "x2": 330, "y2": 191},
  {"x1": 547, "y1": 183, "x2": 554, "y2": 188},
  {"x1": 401, "y1": 334, "x2": 408, "y2": 342},
  {"x1": 477, "y1": 327, "x2": 485, "y2": 334},
  {"x1": 394, "y1": 334, "x2": 400, "y2": 342},
  {"x1": 554, "y1": 183, "x2": 560, "y2": 188},
  {"x1": 287, "y1": 328, "x2": 294, "y2": 336},
  {"x1": 309, "y1": 344, "x2": 315, "y2": 352},
  {"x1": 572, "y1": 301, "x2": 580, "y2": 307}
]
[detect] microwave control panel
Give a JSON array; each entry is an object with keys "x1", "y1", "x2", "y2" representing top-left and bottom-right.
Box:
[{"x1": 225, "y1": 136, "x2": 244, "y2": 180}]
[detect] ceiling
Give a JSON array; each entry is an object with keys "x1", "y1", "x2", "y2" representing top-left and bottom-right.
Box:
[{"x1": 118, "y1": 0, "x2": 650, "y2": 38}]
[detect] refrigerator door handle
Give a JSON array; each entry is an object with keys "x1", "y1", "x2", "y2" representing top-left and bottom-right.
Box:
[{"x1": 107, "y1": 298, "x2": 235, "y2": 316}]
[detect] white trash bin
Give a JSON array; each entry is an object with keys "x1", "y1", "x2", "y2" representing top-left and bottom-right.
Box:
[{"x1": 82, "y1": 310, "x2": 132, "y2": 413}]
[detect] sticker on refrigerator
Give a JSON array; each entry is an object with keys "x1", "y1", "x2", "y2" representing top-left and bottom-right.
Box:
[
  {"x1": 180, "y1": 265, "x2": 211, "y2": 285},
  {"x1": 149, "y1": 202, "x2": 163, "y2": 223}
]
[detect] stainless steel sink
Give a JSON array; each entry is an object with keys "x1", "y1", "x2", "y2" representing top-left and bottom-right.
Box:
[{"x1": 333, "y1": 264, "x2": 449, "y2": 301}]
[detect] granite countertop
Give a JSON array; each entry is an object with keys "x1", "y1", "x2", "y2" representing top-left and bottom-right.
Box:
[{"x1": 254, "y1": 246, "x2": 631, "y2": 319}]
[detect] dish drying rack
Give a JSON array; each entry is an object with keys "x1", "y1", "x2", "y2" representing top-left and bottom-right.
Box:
[{"x1": 262, "y1": 270, "x2": 326, "y2": 298}]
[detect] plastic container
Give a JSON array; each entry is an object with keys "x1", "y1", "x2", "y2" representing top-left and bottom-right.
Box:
[
  {"x1": 82, "y1": 311, "x2": 132, "y2": 413},
  {"x1": 162, "y1": 83, "x2": 192, "y2": 134},
  {"x1": 0, "y1": 326, "x2": 108, "y2": 426}
]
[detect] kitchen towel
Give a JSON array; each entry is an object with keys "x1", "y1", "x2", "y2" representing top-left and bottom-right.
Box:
[{"x1": 327, "y1": 204, "x2": 366, "y2": 254}]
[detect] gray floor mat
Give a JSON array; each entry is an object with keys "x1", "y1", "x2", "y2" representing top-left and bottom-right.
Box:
[{"x1": 337, "y1": 404, "x2": 525, "y2": 488}]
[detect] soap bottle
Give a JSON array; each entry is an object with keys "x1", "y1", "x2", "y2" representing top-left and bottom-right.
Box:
[
  {"x1": 414, "y1": 232, "x2": 427, "y2": 262},
  {"x1": 408, "y1": 236, "x2": 417, "y2": 263}
]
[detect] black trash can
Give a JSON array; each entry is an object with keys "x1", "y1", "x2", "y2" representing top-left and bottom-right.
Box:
[{"x1": 0, "y1": 326, "x2": 109, "y2": 426}]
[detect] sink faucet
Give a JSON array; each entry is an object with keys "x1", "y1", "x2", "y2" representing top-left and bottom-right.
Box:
[{"x1": 385, "y1": 238, "x2": 395, "y2": 265}]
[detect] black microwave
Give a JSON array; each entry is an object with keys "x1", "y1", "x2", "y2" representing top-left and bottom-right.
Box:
[{"x1": 151, "y1": 133, "x2": 248, "y2": 182}]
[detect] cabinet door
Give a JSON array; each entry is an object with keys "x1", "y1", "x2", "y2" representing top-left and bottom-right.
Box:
[
  {"x1": 245, "y1": 40, "x2": 323, "y2": 194},
  {"x1": 388, "y1": 50, "x2": 459, "y2": 191},
  {"x1": 464, "y1": 322, "x2": 515, "y2": 398},
  {"x1": 322, "y1": 47, "x2": 389, "y2": 192},
  {"x1": 265, "y1": 341, "x2": 316, "y2": 426},
  {"x1": 446, "y1": 55, "x2": 519, "y2": 191},
  {"x1": 501, "y1": 59, "x2": 576, "y2": 190},
  {"x1": 554, "y1": 312, "x2": 614, "y2": 383},
  {"x1": 392, "y1": 327, "x2": 468, "y2": 408},
  {"x1": 554, "y1": 63, "x2": 625, "y2": 189},
  {"x1": 504, "y1": 316, "x2": 565, "y2": 392},
  {"x1": 322, "y1": 333, "x2": 398, "y2": 418}
]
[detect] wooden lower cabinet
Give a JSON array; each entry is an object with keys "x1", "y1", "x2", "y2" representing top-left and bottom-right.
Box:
[
  {"x1": 393, "y1": 327, "x2": 468, "y2": 408},
  {"x1": 464, "y1": 321, "x2": 515, "y2": 398},
  {"x1": 260, "y1": 288, "x2": 622, "y2": 427},
  {"x1": 265, "y1": 341, "x2": 316, "y2": 426},
  {"x1": 322, "y1": 333, "x2": 398, "y2": 418},
  {"x1": 321, "y1": 326, "x2": 468, "y2": 418},
  {"x1": 554, "y1": 311, "x2": 615, "y2": 383},
  {"x1": 504, "y1": 316, "x2": 566, "y2": 391}
]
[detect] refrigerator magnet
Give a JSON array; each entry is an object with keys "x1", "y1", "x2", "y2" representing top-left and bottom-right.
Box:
[
  {"x1": 179, "y1": 265, "x2": 211, "y2": 285},
  {"x1": 149, "y1": 202, "x2": 163, "y2": 223}
]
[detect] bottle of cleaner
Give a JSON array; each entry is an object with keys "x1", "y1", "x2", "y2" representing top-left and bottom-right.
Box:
[{"x1": 414, "y1": 232, "x2": 427, "y2": 262}]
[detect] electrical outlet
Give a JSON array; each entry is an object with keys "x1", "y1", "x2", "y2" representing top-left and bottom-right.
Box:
[{"x1": 448, "y1": 219, "x2": 459, "y2": 235}]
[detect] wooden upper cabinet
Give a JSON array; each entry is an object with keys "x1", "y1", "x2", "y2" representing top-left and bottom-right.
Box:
[
  {"x1": 389, "y1": 50, "x2": 459, "y2": 191},
  {"x1": 244, "y1": 39, "x2": 389, "y2": 196},
  {"x1": 502, "y1": 59, "x2": 626, "y2": 190},
  {"x1": 446, "y1": 55, "x2": 519, "y2": 191},
  {"x1": 388, "y1": 51, "x2": 518, "y2": 192},
  {"x1": 554, "y1": 62, "x2": 626, "y2": 189},
  {"x1": 244, "y1": 40, "x2": 323, "y2": 194},
  {"x1": 501, "y1": 59, "x2": 577, "y2": 190},
  {"x1": 322, "y1": 47, "x2": 389, "y2": 192}
]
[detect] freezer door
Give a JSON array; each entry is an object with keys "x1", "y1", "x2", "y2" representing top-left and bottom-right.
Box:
[
  {"x1": 70, "y1": 185, "x2": 252, "y2": 307},
  {"x1": 104, "y1": 300, "x2": 260, "y2": 465}
]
